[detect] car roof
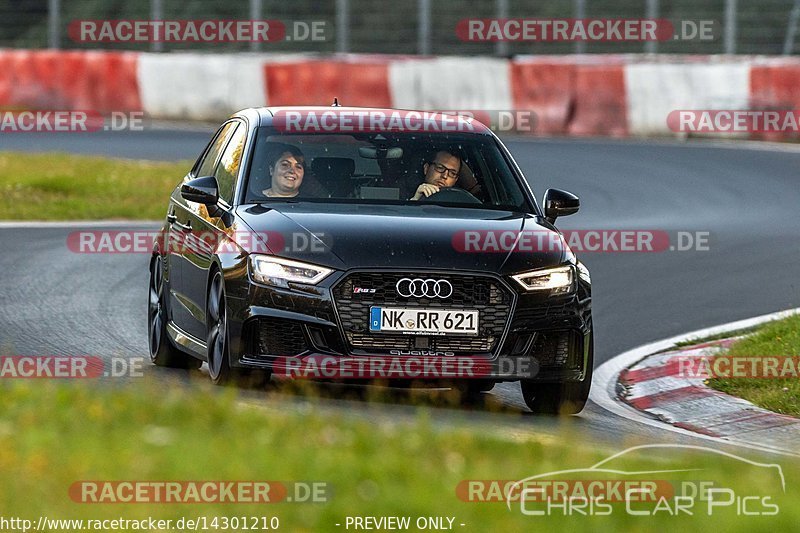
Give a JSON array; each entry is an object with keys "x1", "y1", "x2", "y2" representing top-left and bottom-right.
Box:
[{"x1": 232, "y1": 106, "x2": 495, "y2": 136}]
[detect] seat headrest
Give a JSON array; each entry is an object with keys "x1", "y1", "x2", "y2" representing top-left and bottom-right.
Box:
[
  {"x1": 457, "y1": 161, "x2": 480, "y2": 193},
  {"x1": 310, "y1": 157, "x2": 355, "y2": 177}
]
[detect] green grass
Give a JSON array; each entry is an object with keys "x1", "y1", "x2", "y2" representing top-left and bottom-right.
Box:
[
  {"x1": 708, "y1": 314, "x2": 800, "y2": 417},
  {"x1": 1, "y1": 379, "x2": 798, "y2": 531},
  {"x1": 672, "y1": 327, "x2": 760, "y2": 349},
  {"x1": 0, "y1": 152, "x2": 191, "y2": 220}
]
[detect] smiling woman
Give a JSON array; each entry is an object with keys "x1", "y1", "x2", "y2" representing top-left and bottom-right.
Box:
[{"x1": 261, "y1": 144, "x2": 306, "y2": 198}]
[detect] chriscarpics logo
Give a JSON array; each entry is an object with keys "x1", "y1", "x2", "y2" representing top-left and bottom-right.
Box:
[{"x1": 466, "y1": 444, "x2": 786, "y2": 517}]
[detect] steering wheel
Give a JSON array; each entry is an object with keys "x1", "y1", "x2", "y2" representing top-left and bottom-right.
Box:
[{"x1": 419, "y1": 187, "x2": 483, "y2": 205}]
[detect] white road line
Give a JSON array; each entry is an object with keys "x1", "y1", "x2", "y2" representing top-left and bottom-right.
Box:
[
  {"x1": 590, "y1": 307, "x2": 800, "y2": 458},
  {"x1": 502, "y1": 135, "x2": 800, "y2": 154},
  {"x1": 0, "y1": 220, "x2": 161, "y2": 228}
]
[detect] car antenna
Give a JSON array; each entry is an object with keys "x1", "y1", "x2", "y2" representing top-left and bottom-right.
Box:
[{"x1": 331, "y1": 97, "x2": 341, "y2": 107}]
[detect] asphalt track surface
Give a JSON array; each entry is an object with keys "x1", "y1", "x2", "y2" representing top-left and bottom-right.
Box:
[{"x1": 2, "y1": 128, "x2": 800, "y2": 453}]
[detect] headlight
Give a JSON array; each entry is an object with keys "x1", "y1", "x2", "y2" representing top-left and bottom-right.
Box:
[
  {"x1": 511, "y1": 265, "x2": 574, "y2": 293},
  {"x1": 250, "y1": 255, "x2": 333, "y2": 287},
  {"x1": 576, "y1": 261, "x2": 591, "y2": 284}
]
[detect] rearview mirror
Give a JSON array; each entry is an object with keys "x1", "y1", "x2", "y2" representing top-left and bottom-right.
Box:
[
  {"x1": 358, "y1": 146, "x2": 403, "y2": 159},
  {"x1": 181, "y1": 176, "x2": 219, "y2": 205},
  {"x1": 543, "y1": 188, "x2": 579, "y2": 223}
]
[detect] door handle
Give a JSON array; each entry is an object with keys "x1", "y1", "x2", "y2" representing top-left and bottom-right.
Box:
[
  {"x1": 166, "y1": 214, "x2": 177, "y2": 223},
  {"x1": 174, "y1": 220, "x2": 192, "y2": 232}
]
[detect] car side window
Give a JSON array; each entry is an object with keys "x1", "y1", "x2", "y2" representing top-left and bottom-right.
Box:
[
  {"x1": 196, "y1": 122, "x2": 237, "y2": 178},
  {"x1": 214, "y1": 124, "x2": 246, "y2": 205}
]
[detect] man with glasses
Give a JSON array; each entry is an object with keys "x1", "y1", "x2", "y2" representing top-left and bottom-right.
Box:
[{"x1": 409, "y1": 149, "x2": 462, "y2": 200}]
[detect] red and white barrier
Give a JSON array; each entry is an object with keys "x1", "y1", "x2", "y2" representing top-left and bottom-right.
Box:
[
  {"x1": 388, "y1": 57, "x2": 513, "y2": 110},
  {"x1": 265, "y1": 58, "x2": 391, "y2": 107},
  {"x1": 569, "y1": 61, "x2": 628, "y2": 136},
  {"x1": 0, "y1": 49, "x2": 140, "y2": 113},
  {"x1": 749, "y1": 57, "x2": 800, "y2": 141},
  {"x1": 1, "y1": 50, "x2": 799, "y2": 140},
  {"x1": 625, "y1": 60, "x2": 750, "y2": 136},
  {"x1": 138, "y1": 53, "x2": 266, "y2": 120},
  {"x1": 510, "y1": 60, "x2": 575, "y2": 135}
]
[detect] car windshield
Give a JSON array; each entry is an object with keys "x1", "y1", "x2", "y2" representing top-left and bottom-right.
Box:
[{"x1": 243, "y1": 126, "x2": 530, "y2": 211}]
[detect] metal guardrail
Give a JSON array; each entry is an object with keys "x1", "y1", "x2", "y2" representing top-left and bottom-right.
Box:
[{"x1": 2, "y1": 0, "x2": 799, "y2": 55}]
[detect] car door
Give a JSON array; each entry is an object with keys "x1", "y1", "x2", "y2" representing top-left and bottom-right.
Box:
[
  {"x1": 168, "y1": 121, "x2": 238, "y2": 337},
  {"x1": 180, "y1": 120, "x2": 247, "y2": 340}
]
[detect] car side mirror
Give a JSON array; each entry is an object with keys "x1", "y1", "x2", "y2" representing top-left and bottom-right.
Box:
[
  {"x1": 543, "y1": 188, "x2": 579, "y2": 223},
  {"x1": 181, "y1": 176, "x2": 219, "y2": 205}
]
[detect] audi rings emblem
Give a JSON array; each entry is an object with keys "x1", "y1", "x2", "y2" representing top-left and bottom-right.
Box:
[{"x1": 395, "y1": 278, "x2": 453, "y2": 299}]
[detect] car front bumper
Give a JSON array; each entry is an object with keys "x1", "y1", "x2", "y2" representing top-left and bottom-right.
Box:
[{"x1": 224, "y1": 268, "x2": 592, "y2": 383}]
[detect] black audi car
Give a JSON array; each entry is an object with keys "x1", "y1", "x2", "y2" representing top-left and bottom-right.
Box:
[{"x1": 148, "y1": 106, "x2": 593, "y2": 414}]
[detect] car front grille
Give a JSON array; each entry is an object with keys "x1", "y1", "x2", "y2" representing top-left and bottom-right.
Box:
[
  {"x1": 332, "y1": 272, "x2": 514, "y2": 355},
  {"x1": 243, "y1": 317, "x2": 310, "y2": 360},
  {"x1": 530, "y1": 331, "x2": 571, "y2": 366},
  {"x1": 511, "y1": 303, "x2": 573, "y2": 323}
]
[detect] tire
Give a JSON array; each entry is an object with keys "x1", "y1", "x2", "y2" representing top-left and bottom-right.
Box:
[
  {"x1": 206, "y1": 269, "x2": 270, "y2": 387},
  {"x1": 456, "y1": 379, "x2": 495, "y2": 405},
  {"x1": 148, "y1": 255, "x2": 201, "y2": 369},
  {"x1": 206, "y1": 270, "x2": 234, "y2": 385},
  {"x1": 520, "y1": 332, "x2": 594, "y2": 415}
]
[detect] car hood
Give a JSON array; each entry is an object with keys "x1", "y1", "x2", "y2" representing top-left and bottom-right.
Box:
[{"x1": 235, "y1": 202, "x2": 566, "y2": 274}]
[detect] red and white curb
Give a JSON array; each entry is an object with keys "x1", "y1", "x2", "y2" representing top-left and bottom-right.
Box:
[
  {"x1": 621, "y1": 338, "x2": 800, "y2": 442},
  {"x1": 590, "y1": 308, "x2": 800, "y2": 457}
]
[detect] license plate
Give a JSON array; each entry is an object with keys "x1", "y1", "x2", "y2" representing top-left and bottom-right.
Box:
[{"x1": 369, "y1": 307, "x2": 478, "y2": 335}]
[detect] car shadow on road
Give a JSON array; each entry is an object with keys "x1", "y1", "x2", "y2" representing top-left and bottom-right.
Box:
[{"x1": 142, "y1": 363, "x2": 594, "y2": 438}]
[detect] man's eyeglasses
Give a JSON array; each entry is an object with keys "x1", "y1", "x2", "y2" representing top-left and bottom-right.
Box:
[{"x1": 428, "y1": 162, "x2": 459, "y2": 179}]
